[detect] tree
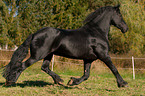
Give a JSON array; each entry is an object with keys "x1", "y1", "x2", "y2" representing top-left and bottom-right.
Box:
[
  {"x1": 0, "y1": 0, "x2": 19, "y2": 48},
  {"x1": 1, "y1": 0, "x2": 145, "y2": 56},
  {"x1": 0, "y1": 0, "x2": 9, "y2": 48}
]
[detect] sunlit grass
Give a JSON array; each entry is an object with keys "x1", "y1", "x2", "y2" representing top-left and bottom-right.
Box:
[{"x1": 0, "y1": 62, "x2": 144, "y2": 96}]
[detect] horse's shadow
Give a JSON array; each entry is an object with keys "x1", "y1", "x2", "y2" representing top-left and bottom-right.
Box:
[
  {"x1": 0, "y1": 81, "x2": 117, "y2": 91},
  {"x1": 0, "y1": 81, "x2": 80, "y2": 89},
  {"x1": 0, "y1": 81, "x2": 52, "y2": 88},
  {"x1": 18, "y1": 81, "x2": 53, "y2": 88}
]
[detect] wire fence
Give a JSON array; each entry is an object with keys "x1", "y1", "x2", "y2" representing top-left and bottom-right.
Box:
[
  {"x1": 1, "y1": 49, "x2": 145, "y2": 70},
  {"x1": 0, "y1": 49, "x2": 145, "y2": 79},
  {"x1": 0, "y1": 59, "x2": 145, "y2": 71}
]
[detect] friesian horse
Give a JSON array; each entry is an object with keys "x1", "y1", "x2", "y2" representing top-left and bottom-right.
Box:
[{"x1": 3, "y1": 5, "x2": 128, "y2": 87}]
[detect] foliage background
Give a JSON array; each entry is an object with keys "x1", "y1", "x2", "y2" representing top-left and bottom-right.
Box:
[
  {"x1": 0, "y1": 0, "x2": 145, "y2": 56},
  {"x1": 0, "y1": 1, "x2": 144, "y2": 95}
]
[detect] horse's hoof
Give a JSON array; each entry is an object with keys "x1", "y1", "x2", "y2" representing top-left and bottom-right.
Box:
[
  {"x1": 5, "y1": 81, "x2": 15, "y2": 86},
  {"x1": 124, "y1": 84, "x2": 129, "y2": 87},
  {"x1": 67, "y1": 77, "x2": 78, "y2": 86},
  {"x1": 119, "y1": 84, "x2": 129, "y2": 88},
  {"x1": 67, "y1": 79, "x2": 74, "y2": 86},
  {"x1": 118, "y1": 81, "x2": 128, "y2": 88},
  {"x1": 57, "y1": 81, "x2": 65, "y2": 86}
]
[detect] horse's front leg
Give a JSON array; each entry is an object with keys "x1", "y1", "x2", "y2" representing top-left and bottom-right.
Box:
[
  {"x1": 92, "y1": 44, "x2": 128, "y2": 87},
  {"x1": 98, "y1": 52, "x2": 128, "y2": 87},
  {"x1": 67, "y1": 60, "x2": 93, "y2": 86}
]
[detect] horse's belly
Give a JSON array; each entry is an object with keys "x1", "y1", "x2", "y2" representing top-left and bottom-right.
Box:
[{"x1": 54, "y1": 47, "x2": 97, "y2": 60}]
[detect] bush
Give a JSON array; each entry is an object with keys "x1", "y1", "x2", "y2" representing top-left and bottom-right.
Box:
[{"x1": 1, "y1": 0, "x2": 145, "y2": 56}]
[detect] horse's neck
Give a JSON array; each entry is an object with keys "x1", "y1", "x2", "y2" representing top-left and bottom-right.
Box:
[
  {"x1": 85, "y1": 13, "x2": 112, "y2": 38},
  {"x1": 83, "y1": 21, "x2": 110, "y2": 39},
  {"x1": 98, "y1": 20, "x2": 110, "y2": 33}
]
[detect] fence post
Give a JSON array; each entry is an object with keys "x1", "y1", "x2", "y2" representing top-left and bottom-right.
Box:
[
  {"x1": 51, "y1": 55, "x2": 54, "y2": 71},
  {"x1": 132, "y1": 56, "x2": 135, "y2": 79}
]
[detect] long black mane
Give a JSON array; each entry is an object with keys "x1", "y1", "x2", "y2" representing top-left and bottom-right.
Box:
[{"x1": 83, "y1": 6, "x2": 113, "y2": 24}]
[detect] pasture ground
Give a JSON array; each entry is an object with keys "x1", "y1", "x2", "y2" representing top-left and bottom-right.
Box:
[{"x1": 0, "y1": 61, "x2": 144, "y2": 96}]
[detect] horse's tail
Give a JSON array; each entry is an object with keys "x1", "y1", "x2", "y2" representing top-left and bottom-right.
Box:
[{"x1": 2, "y1": 34, "x2": 33, "y2": 79}]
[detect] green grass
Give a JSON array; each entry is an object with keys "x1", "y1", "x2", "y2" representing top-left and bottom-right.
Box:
[{"x1": 0, "y1": 62, "x2": 144, "y2": 96}]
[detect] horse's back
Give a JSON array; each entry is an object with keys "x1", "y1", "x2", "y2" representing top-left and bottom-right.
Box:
[
  {"x1": 29, "y1": 27, "x2": 102, "y2": 60},
  {"x1": 53, "y1": 29, "x2": 98, "y2": 60}
]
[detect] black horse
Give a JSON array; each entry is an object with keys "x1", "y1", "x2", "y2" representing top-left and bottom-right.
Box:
[{"x1": 3, "y1": 5, "x2": 128, "y2": 87}]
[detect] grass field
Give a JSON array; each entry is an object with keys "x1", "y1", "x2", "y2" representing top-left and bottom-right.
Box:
[{"x1": 0, "y1": 61, "x2": 144, "y2": 96}]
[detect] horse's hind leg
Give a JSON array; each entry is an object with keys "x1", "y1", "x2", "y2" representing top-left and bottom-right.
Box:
[
  {"x1": 67, "y1": 60, "x2": 92, "y2": 86},
  {"x1": 41, "y1": 54, "x2": 64, "y2": 85}
]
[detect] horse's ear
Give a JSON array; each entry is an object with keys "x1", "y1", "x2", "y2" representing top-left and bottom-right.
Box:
[
  {"x1": 114, "y1": 4, "x2": 120, "y2": 11},
  {"x1": 116, "y1": 4, "x2": 120, "y2": 8}
]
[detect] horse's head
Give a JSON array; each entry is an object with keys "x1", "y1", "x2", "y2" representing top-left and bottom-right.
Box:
[{"x1": 111, "y1": 5, "x2": 128, "y2": 33}]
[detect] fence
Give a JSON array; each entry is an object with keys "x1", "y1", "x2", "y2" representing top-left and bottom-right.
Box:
[
  {"x1": 111, "y1": 56, "x2": 145, "y2": 79},
  {"x1": 0, "y1": 49, "x2": 145, "y2": 79}
]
